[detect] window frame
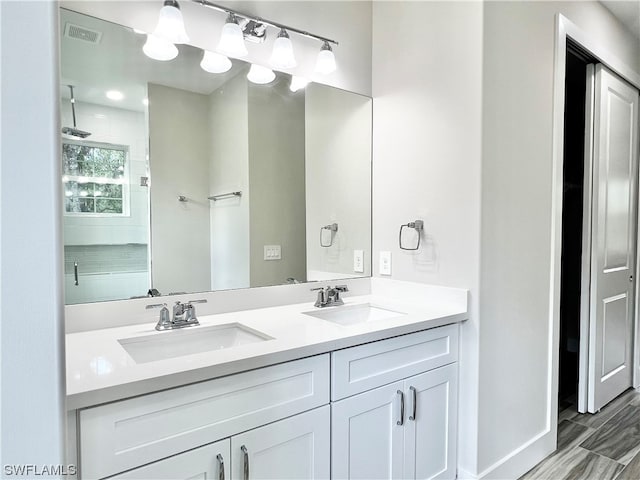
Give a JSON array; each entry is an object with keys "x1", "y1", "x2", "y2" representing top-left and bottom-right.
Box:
[{"x1": 62, "y1": 139, "x2": 131, "y2": 218}]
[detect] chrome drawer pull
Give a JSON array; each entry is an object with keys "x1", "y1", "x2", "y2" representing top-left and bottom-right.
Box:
[
  {"x1": 241, "y1": 445, "x2": 249, "y2": 480},
  {"x1": 216, "y1": 453, "x2": 225, "y2": 480},
  {"x1": 409, "y1": 386, "x2": 417, "y2": 421},
  {"x1": 396, "y1": 390, "x2": 405, "y2": 426}
]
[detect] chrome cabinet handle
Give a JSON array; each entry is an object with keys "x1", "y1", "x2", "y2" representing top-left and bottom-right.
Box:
[
  {"x1": 241, "y1": 445, "x2": 249, "y2": 480},
  {"x1": 74, "y1": 261, "x2": 79, "y2": 286},
  {"x1": 396, "y1": 390, "x2": 404, "y2": 426},
  {"x1": 216, "y1": 453, "x2": 225, "y2": 480},
  {"x1": 409, "y1": 386, "x2": 417, "y2": 421}
]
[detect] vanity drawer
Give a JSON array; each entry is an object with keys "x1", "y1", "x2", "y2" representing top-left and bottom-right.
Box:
[
  {"x1": 331, "y1": 324, "x2": 458, "y2": 400},
  {"x1": 79, "y1": 354, "x2": 329, "y2": 479}
]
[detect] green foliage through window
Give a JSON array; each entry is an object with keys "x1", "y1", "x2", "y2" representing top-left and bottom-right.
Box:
[{"x1": 62, "y1": 142, "x2": 128, "y2": 215}]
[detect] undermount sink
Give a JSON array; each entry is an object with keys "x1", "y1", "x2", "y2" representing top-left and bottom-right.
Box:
[
  {"x1": 118, "y1": 323, "x2": 273, "y2": 364},
  {"x1": 303, "y1": 303, "x2": 407, "y2": 326}
]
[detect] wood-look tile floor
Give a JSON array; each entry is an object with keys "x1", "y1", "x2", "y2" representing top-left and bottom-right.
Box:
[{"x1": 521, "y1": 388, "x2": 640, "y2": 480}]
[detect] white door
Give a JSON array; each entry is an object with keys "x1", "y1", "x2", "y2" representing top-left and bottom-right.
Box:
[
  {"x1": 111, "y1": 438, "x2": 230, "y2": 480},
  {"x1": 586, "y1": 64, "x2": 640, "y2": 413},
  {"x1": 231, "y1": 406, "x2": 330, "y2": 480},
  {"x1": 331, "y1": 382, "x2": 404, "y2": 480},
  {"x1": 403, "y1": 364, "x2": 458, "y2": 480}
]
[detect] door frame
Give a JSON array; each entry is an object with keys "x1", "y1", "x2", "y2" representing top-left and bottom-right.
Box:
[{"x1": 551, "y1": 13, "x2": 640, "y2": 430}]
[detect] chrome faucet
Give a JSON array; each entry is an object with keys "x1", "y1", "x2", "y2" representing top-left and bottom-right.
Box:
[
  {"x1": 311, "y1": 285, "x2": 349, "y2": 308},
  {"x1": 146, "y1": 299, "x2": 207, "y2": 331}
]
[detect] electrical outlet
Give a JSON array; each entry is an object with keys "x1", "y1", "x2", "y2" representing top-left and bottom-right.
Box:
[
  {"x1": 380, "y1": 251, "x2": 391, "y2": 275},
  {"x1": 263, "y1": 245, "x2": 281, "y2": 260},
  {"x1": 354, "y1": 249, "x2": 364, "y2": 273}
]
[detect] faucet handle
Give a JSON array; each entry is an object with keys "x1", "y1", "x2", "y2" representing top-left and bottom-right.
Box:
[
  {"x1": 146, "y1": 303, "x2": 167, "y2": 310},
  {"x1": 334, "y1": 285, "x2": 349, "y2": 292},
  {"x1": 311, "y1": 287, "x2": 327, "y2": 307}
]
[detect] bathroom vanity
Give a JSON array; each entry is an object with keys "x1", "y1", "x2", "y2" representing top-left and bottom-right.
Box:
[{"x1": 65, "y1": 280, "x2": 467, "y2": 480}]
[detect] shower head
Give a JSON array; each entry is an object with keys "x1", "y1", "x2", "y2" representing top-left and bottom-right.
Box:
[
  {"x1": 62, "y1": 85, "x2": 91, "y2": 138},
  {"x1": 62, "y1": 126, "x2": 91, "y2": 138}
]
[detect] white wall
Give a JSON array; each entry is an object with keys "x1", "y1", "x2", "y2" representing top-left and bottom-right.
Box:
[
  {"x1": 209, "y1": 73, "x2": 251, "y2": 290},
  {"x1": 60, "y1": 0, "x2": 373, "y2": 96},
  {"x1": 372, "y1": 1, "x2": 483, "y2": 475},
  {"x1": 305, "y1": 83, "x2": 372, "y2": 279},
  {"x1": 478, "y1": 2, "x2": 640, "y2": 477},
  {"x1": 149, "y1": 83, "x2": 212, "y2": 295},
  {"x1": 0, "y1": 0, "x2": 65, "y2": 468},
  {"x1": 248, "y1": 80, "x2": 307, "y2": 287},
  {"x1": 61, "y1": 100, "x2": 148, "y2": 245}
]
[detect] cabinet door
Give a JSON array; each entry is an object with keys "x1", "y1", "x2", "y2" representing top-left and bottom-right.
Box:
[
  {"x1": 231, "y1": 406, "x2": 330, "y2": 480},
  {"x1": 111, "y1": 438, "x2": 230, "y2": 480},
  {"x1": 331, "y1": 382, "x2": 404, "y2": 480},
  {"x1": 403, "y1": 364, "x2": 458, "y2": 480}
]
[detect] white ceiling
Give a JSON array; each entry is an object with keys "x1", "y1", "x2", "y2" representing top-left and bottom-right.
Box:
[
  {"x1": 60, "y1": 8, "x2": 248, "y2": 112},
  {"x1": 601, "y1": 0, "x2": 640, "y2": 41}
]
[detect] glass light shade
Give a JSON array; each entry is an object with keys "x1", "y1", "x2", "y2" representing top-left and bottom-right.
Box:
[
  {"x1": 315, "y1": 42, "x2": 336, "y2": 75},
  {"x1": 247, "y1": 64, "x2": 275, "y2": 84},
  {"x1": 289, "y1": 76, "x2": 310, "y2": 92},
  {"x1": 143, "y1": 34, "x2": 178, "y2": 61},
  {"x1": 153, "y1": 2, "x2": 189, "y2": 44},
  {"x1": 217, "y1": 16, "x2": 248, "y2": 58},
  {"x1": 200, "y1": 50, "x2": 232, "y2": 73},
  {"x1": 270, "y1": 30, "x2": 296, "y2": 69}
]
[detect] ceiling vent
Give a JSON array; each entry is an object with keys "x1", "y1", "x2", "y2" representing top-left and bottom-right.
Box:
[{"x1": 64, "y1": 22, "x2": 102, "y2": 44}]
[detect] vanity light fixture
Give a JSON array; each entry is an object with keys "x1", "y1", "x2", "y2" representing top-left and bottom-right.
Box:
[
  {"x1": 143, "y1": 33, "x2": 179, "y2": 61},
  {"x1": 315, "y1": 41, "x2": 336, "y2": 75},
  {"x1": 289, "y1": 76, "x2": 310, "y2": 92},
  {"x1": 270, "y1": 29, "x2": 296, "y2": 69},
  {"x1": 247, "y1": 64, "x2": 275, "y2": 84},
  {"x1": 217, "y1": 13, "x2": 248, "y2": 57},
  {"x1": 200, "y1": 50, "x2": 232, "y2": 73},
  {"x1": 152, "y1": 0, "x2": 189, "y2": 44},
  {"x1": 143, "y1": 0, "x2": 339, "y2": 75}
]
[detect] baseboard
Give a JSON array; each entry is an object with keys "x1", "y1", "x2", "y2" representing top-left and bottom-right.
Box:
[{"x1": 459, "y1": 428, "x2": 556, "y2": 480}]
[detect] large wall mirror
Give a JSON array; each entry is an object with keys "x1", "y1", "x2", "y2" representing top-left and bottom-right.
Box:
[{"x1": 60, "y1": 8, "x2": 372, "y2": 304}]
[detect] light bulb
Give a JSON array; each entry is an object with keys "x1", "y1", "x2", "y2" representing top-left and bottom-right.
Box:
[
  {"x1": 289, "y1": 76, "x2": 310, "y2": 92},
  {"x1": 153, "y1": 0, "x2": 189, "y2": 44},
  {"x1": 315, "y1": 41, "x2": 336, "y2": 75},
  {"x1": 200, "y1": 50, "x2": 232, "y2": 73},
  {"x1": 217, "y1": 13, "x2": 248, "y2": 58},
  {"x1": 270, "y1": 29, "x2": 296, "y2": 69},
  {"x1": 247, "y1": 64, "x2": 275, "y2": 84},
  {"x1": 143, "y1": 34, "x2": 178, "y2": 61}
]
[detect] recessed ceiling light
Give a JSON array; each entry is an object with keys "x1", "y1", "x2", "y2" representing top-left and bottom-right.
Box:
[{"x1": 106, "y1": 90, "x2": 124, "y2": 101}]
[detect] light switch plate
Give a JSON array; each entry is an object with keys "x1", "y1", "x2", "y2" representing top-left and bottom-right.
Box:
[
  {"x1": 380, "y1": 251, "x2": 391, "y2": 275},
  {"x1": 264, "y1": 245, "x2": 281, "y2": 260},
  {"x1": 354, "y1": 249, "x2": 364, "y2": 273}
]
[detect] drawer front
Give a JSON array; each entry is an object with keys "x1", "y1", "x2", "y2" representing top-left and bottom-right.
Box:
[
  {"x1": 109, "y1": 438, "x2": 230, "y2": 480},
  {"x1": 80, "y1": 354, "x2": 329, "y2": 479},
  {"x1": 331, "y1": 325, "x2": 458, "y2": 400}
]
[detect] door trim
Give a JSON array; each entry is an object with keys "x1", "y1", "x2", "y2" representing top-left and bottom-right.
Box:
[{"x1": 550, "y1": 11, "x2": 640, "y2": 447}]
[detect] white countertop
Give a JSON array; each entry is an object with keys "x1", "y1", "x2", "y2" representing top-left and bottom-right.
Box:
[{"x1": 66, "y1": 281, "x2": 468, "y2": 410}]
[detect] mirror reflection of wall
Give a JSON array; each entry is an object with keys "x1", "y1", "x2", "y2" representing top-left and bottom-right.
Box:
[{"x1": 60, "y1": 7, "x2": 371, "y2": 305}]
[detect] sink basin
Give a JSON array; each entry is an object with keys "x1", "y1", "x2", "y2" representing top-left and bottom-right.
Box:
[
  {"x1": 118, "y1": 323, "x2": 273, "y2": 364},
  {"x1": 303, "y1": 303, "x2": 407, "y2": 326}
]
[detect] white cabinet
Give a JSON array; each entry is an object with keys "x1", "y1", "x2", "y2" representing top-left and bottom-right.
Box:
[
  {"x1": 76, "y1": 325, "x2": 459, "y2": 480},
  {"x1": 403, "y1": 364, "x2": 458, "y2": 480},
  {"x1": 111, "y1": 439, "x2": 229, "y2": 480},
  {"x1": 331, "y1": 382, "x2": 405, "y2": 479},
  {"x1": 331, "y1": 342, "x2": 458, "y2": 480},
  {"x1": 111, "y1": 408, "x2": 330, "y2": 480},
  {"x1": 231, "y1": 406, "x2": 330, "y2": 480},
  {"x1": 79, "y1": 355, "x2": 329, "y2": 479}
]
